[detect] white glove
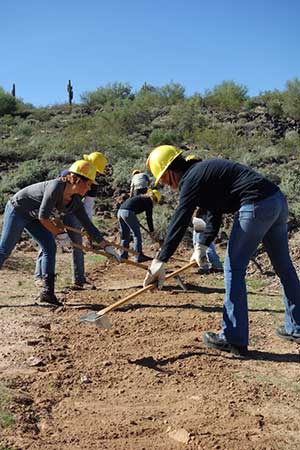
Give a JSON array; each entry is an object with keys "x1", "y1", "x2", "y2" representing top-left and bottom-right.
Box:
[
  {"x1": 104, "y1": 245, "x2": 121, "y2": 263},
  {"x1": 192, "y1": 217, "x2": 206, "y2": 232},
  {"x1": 190, "y1": 243, "x2": 209, "y2": 269},
  {"x1": 143, "y1": 259, "x2": 165, "y2": 289},
  {"x1": 56, "y1": 233, "x2": 72, "y2": 248}
]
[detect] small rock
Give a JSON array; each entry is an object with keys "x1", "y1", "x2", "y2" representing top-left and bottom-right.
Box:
[
  {"x1": 102, "y1": 360, "x2": 112, "y2": 367},
  {"x1": 26, "y1": 339, "x2": 41, "y2": 346},
  {"x1": 27, "y1": 356, "x2": 45, "y2": 367},
  {"x1": 80, "y1": 374, "x2": 91, "y2": 384},
  {"x1": 168, "y1": 428, "x2": 190, "y2": 444}
]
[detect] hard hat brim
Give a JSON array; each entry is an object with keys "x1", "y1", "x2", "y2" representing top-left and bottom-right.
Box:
[{"x1": 154, "y1": 155, "x2": 180, "y2": 186}]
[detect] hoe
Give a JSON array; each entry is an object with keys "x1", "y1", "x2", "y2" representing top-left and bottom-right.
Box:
[{"x1": 78, "y1": 260, "x2": 197, "y2": 328}]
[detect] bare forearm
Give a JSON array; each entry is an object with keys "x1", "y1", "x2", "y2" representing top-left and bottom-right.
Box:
[{"x1": 39, "y1": 218, "x2": 61, "y2": 236}]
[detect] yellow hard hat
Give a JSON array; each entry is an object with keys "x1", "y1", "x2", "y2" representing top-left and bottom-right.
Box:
[
  {"x1": 185, "y1": 154, "x2": 198, "y2": 161},
  {"x1": 132, "y1": 169, "x2": 141, "y2": 176},
  {"x1": 68, "y1": 160, "x2": 98, "y2": 184},
  {"x1": 146, "y1": 145, "x2": 182, "y2": 186},
  {"x1": 152, "y1": 189, "x2": 161, "y2": 204},
  {"x1": 83, "y1": 152, "x2": 107, "y2": 174}
]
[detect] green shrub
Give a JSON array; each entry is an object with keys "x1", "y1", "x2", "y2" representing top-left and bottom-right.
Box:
[
  {"x1": 0, "y1": 87, "x2": 17, "y2": 117},
  {"x1": 81, "y1": 82, "x2": 133, "y2": 108},
  {"x1": 168, "y1": 97, "x2": 207, "y2": 140},
  {"x1": 0, "y1": 160, "x2": 54, "y2": 194},
  {"x1": 0, "y1": 384, "x2": 14, "y2": 429},
  {"x1": 282, "y1": 78, "x2": 300, "y2": 119},
  {"x1": 204, "y1": 80, "x2": 248, "y2": 112},
  {"x1": 148, "y1": 128, "x2": 183, "y2": 146},
  {"x1": 247, "y1": 90, "x2": 284, "y2": 117}
]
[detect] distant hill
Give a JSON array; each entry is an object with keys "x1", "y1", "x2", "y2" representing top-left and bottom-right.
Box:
[{"x1": 0, "y1": 80, "x2": 300, "y2": 234}]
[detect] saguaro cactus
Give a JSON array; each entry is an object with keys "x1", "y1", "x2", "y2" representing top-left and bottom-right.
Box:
[{"x1": 67, "y1": 80, "x2": 73, "y2": 105}]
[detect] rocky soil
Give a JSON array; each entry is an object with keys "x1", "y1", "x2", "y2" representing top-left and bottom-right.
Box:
[{"x1": 1, "y1": 239, "x2": 300, "y2": 450}]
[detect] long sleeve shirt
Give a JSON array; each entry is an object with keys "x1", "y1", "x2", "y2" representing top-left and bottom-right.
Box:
[
  {"x1": 119, "y1": 195, "x2": 154, "y2": 232},
  {"x1": 158, "y1": 158, "x2": 279, "y2": 262},
  {"x1": 11, "y1": 179, "x2": 103, "y2": 243}
]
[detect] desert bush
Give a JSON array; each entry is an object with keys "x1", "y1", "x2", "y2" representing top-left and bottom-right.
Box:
[
  {"x1": 0, "y1": 159, "x2": 60, "y2": 197},
  {"x1": 148, "y1": 128, "x2": 183, "y2": 146},
  {"x1": 0, "y1": 87, "x2": 17, "y2": 117},
  {"x1": 282, "y1": 78, "x2": 300, "y2": 119},
  {"x1": 204, "y1": 80, "x2": 248, "y2": 112},
  {"x1": 284, "y1": 130, "x2": 300, "y2": 148},
  {"x1": 81, "y1": 82, "x2": 133, "y2": 108},
  {"x1": 279, "y1": 168, "x2": 300, "y2": 217},
  {"x1": 0, "y1": 384, "x2": 14, "y2": 428},
  {"x1": 135, "y1": 82, "x2": 185, "y2": 109},
  {"x1": 168, "y1": 98, "x2": 207, "y2": 140},
  {"x1": 246, "y1": 90, "x2": 284, "y2": 117}
]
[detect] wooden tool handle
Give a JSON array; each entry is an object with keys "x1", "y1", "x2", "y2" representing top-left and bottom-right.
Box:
[
  {"x1": 71, "y1": 242, "x2": 148, "y2": 270},
  {"x1": 59, "y1": 222, "x2": 141, "y2": 257},
  {"x1": 97, "y1": 260, "x2": 197, "y2": 316},
  {"x1": 59, "y1": 220, "x2": 189, "y2": 264}
]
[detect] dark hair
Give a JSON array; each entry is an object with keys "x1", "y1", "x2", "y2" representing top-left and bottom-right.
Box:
[{"x1": 168, "y1": 155, "x2": 201, "y2": 173}]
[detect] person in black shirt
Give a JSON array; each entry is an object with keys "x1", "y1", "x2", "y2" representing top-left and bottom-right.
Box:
[
  {"x1": 117, "y1": 189, "x2": 161, "y2": 263},
  {"x1": 144, "y1": 145, "x2": 300, "y2": 356}
]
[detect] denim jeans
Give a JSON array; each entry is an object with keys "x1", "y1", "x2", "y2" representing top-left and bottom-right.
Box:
[
  {"x1": 220, "y1": 190, "x2": 300, "y2": 346},
  {"x1": 0, "y1": 201, "x2": 56, "y2": 275},
  {"x1": 117, "y1": 209, "x2": 142, "y2": 258},
  {"x1": 35, "y1": 213, "x2": 85, "y2": 284},
  {"x1": 193, "y1": 231, "x2": 223, "y2": 269}
]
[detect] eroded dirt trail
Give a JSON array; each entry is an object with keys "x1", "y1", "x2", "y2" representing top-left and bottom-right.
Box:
[{"x1": 1, "y1": 250, "x2": 300, "y2": 450}]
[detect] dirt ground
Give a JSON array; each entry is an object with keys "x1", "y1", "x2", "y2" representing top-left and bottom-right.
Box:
[{"x1": 1, "y1": 242, "x2": 300, "y2": 450}]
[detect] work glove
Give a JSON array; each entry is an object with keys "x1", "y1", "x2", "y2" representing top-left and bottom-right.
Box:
[
  {"x1": 192, "y1": 217, "x2": 206, "y2": 232},
  {"x1": 104, "y1": 245, "x2": 121, "y2": 263},
  {"x1": 143, "y1": 259, "x2": 165, "y2": 289},
  {"x1": 56, "y1": 233, "x2": 72, "y2": 248},
  {"x1": 190, "y1": 243, "x2": 209, "y2": 269}
]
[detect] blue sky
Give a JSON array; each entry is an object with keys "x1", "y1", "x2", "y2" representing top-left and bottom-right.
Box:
[{"x1": 1, "y1": 0, "x2": 300, "y2": 107}]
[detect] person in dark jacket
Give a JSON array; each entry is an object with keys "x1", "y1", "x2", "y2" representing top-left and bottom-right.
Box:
[
  {"x1": 117, "y1": 189, "x2": 161, "y2": 263},
  {"x1": 0, "y1": 160, "x2": 119, "y2": 306},
  {"x1": 144, "y1": 145, "x2": 300, "y2": 356}
]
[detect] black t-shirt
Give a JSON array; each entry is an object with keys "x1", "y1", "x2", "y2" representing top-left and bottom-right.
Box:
[
  {"x1": 158, "y1": 158, "x2": 279, "y2": 262},
  {"x1": 119, "y1": 196, "x2": 154, "y2": 232}
]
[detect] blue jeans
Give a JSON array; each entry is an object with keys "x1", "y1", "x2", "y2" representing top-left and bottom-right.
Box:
[
  {"x1": 117, "y1": 209, "x2": 142, "y2": 259},
  {"x1": 220, "y1": 190, "x2": 300, "y2": 346},
  {"x1": 0, "y1": 201, "x2": 56, "y2": 275},
  {"x1": 193, "y1": 231, "x2": 223, "y2": 269},
  {"x1": 35, "y1": 213, "x2": 85, "y2": 284}
]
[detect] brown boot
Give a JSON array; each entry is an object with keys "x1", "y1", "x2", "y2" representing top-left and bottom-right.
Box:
[{"x1": 40, "y1": 274, "x2": 62, "y2": 306}]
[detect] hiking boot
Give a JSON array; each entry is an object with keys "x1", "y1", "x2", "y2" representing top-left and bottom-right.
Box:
[
  {"x1": 68, "y1": 282, "x2": 84, "y2": 291},
  {"x1": 135, "y1": 253, "x2": 152, "y2": 263},
  {"x1": 276, "y1": 326, "x2": 300, "y2": 343},
  {"x1": 39, "y1": 274, "x2": 63, "y2": 307},
  {"x1": 197, "y1": 267, "x2": 210, "y2": 275},
  {"x1": 210, "y1": 267, "x2": 223, "y2": 273},
  {"x1": 203, "y1": 332, "x2": 248, "y2": 357}
]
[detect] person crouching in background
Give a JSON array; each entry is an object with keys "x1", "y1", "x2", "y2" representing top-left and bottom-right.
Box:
[{"x1": 117, "y1": 189, "x2": 161, "y2": 263}]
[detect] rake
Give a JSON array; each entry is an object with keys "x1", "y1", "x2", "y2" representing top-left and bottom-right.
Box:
[{"x1": 78, "y1": 260, "x2": 197, "y2": 328}]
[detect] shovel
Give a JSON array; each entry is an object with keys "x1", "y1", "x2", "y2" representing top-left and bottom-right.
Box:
[{"x1": 78, "y1": 260, "x2": 197, "y2": 328}]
